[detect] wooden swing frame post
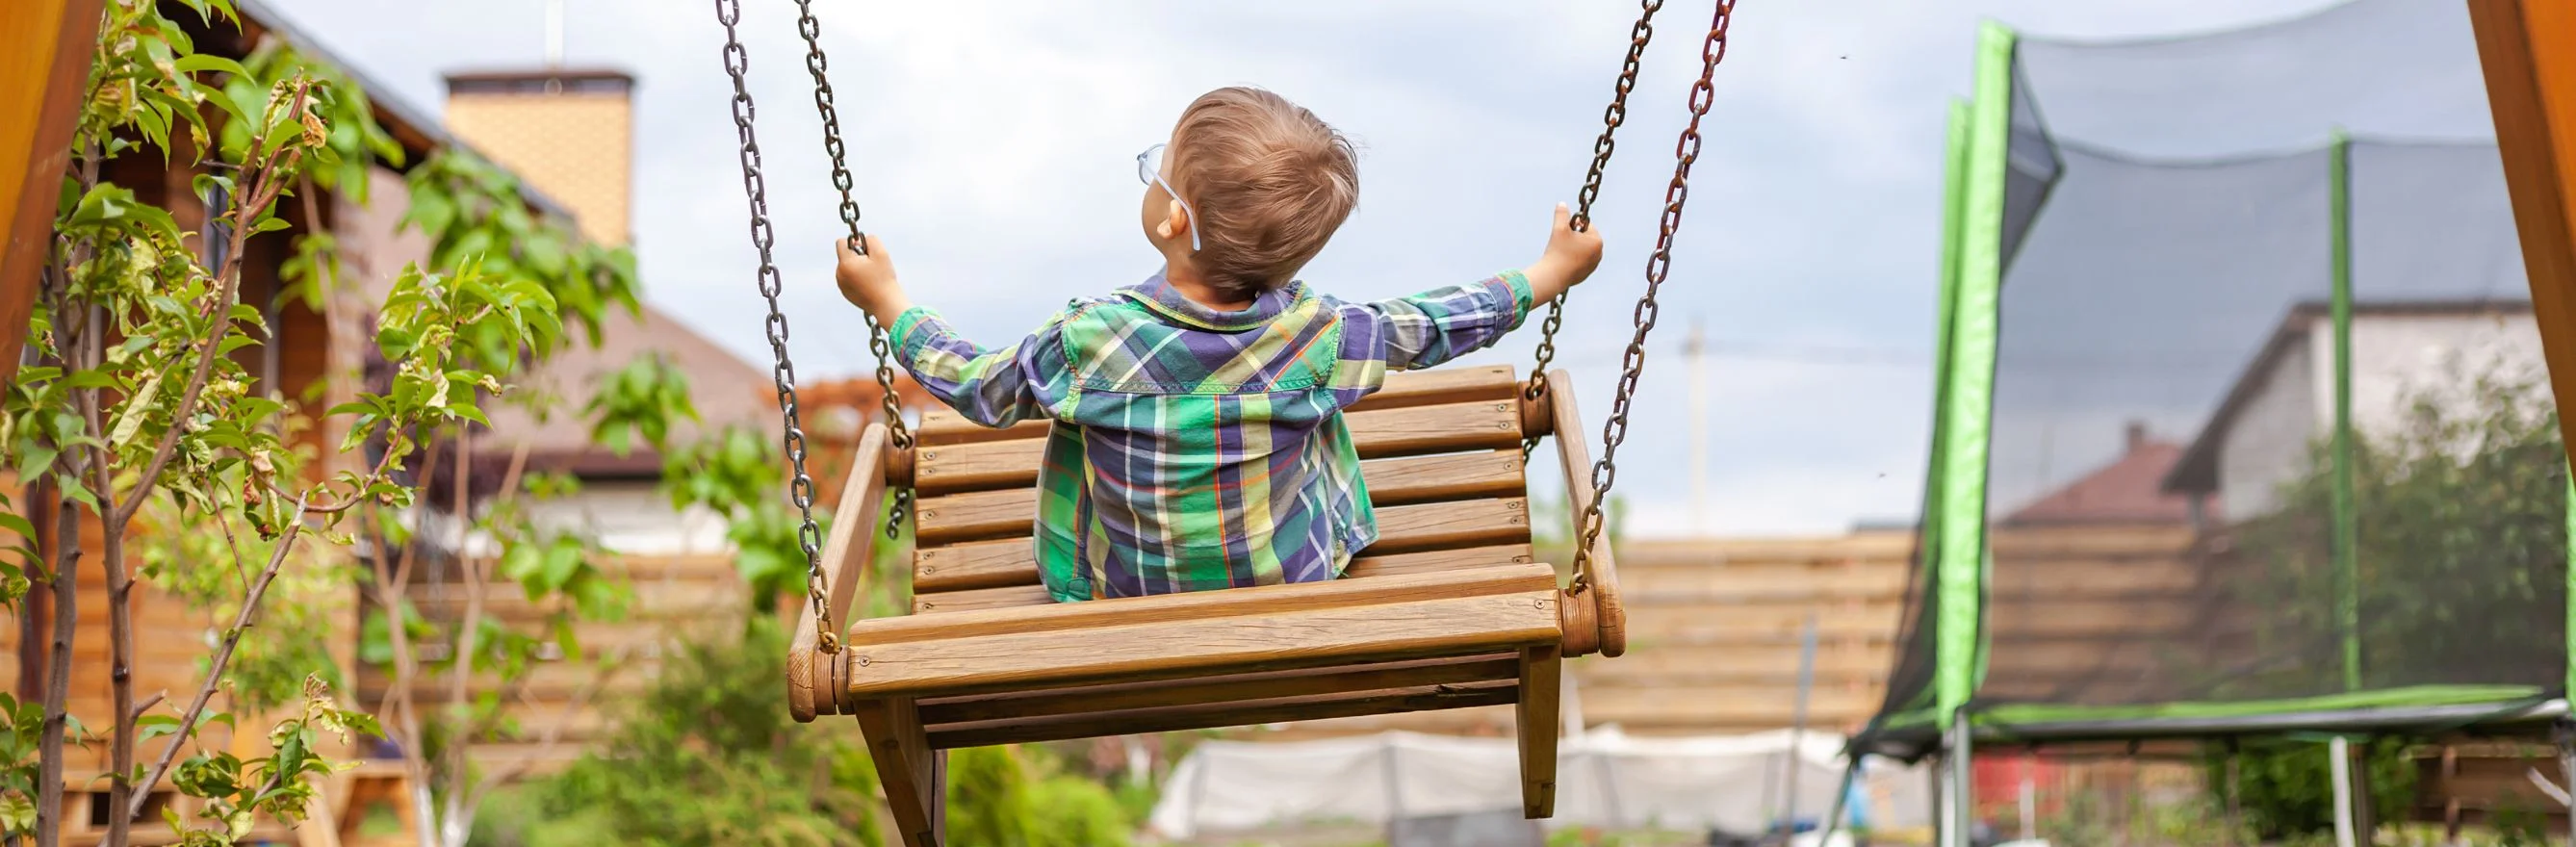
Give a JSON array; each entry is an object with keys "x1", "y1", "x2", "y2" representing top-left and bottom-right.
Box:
[
  {"x1": 0, "y1": 0, "x2": 105, "y2": 389},
  {"x1": 2470, "y1": 6, "x2": 2576, "y2": 841},
  {"x1": 2472, "y1": 0, "x2": 2576, "y2": 459}
]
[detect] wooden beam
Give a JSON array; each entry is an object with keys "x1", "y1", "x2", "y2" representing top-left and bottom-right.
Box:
[
  {"x1": 2469, "y1": 0, "x2": 2576, "y2": 477},
  {"x1": 790, "y1": 423, "x2": 888, "y2": 722},
  {"x1": 925, "y1": 680, "x2": 1521, "y2": 750},
  {"x1": 851, "y1": 697, "x2": 945, "y2": 847},
  {"x1": 915, "y1": 654, "x2": 1520, "y2": 725},
  {"x1": 1546, "y1": 368, "x2": 1624, "y2": 657},
  {"x1": 1516, "y1": 645, "x2": 1562, "y2": 819},
  {"x1": 0, "y1": 0, "x2": 104, "y2": 388},
  {"x1": 840, "y1": 564, "x2": 1558, "y2": 699}
]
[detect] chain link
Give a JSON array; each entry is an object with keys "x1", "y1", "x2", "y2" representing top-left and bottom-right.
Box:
[
  {"x1": 1571, "y1": 0, "x2": 1735, "y2": 595},
  {"x1": 790, "y1": 0, "x2": 915, "y2": 539},
  {"x1": 713, "y1": 0, "x2": 839, "y2": 653},
  {"x1": 1525, "y1": 0, "x2": 1662, "y2": 459}
]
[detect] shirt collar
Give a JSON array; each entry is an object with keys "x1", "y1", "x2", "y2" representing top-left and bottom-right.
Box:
[{"x1": 1118, "y1": 270, "x2": 1304, "y2": 332}]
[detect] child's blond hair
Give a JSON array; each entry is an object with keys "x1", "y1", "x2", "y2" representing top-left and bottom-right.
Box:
[{"x1": 1169, "y1": 87, "x2": 1359, "y2": 302}]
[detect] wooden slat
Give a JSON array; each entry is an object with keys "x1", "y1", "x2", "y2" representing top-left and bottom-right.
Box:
[
  {"x1": 914, "y1": 399, "x2": 1523, "y2": 496},
  {"x1": 1581, "y1": 647, "x2": 1895, "y2": 685},
  {"x1": 1985, "y1": 526, "x2": 2195, "y2": 557},
  {"x1": 405, "y1": 581, "x2": 745, "y2": 622},
  {"x1": 1578, "y1": 685, "x2": 1881, "y2": 727},
  {"x1": 863, "y1": 591, "x2": 1557, "y2": 699},
  {"x1": 911, "y1": 487, "x2": 1032, "y2": 547},
  {"x1": 863, "y1": 563, "x2": 1550, "y2": 647},
  {"x1": 914, "y1": 494, "x2": 1530, "y2": 601},
  {"x1": 1621, "y1": 532, "x2": 1919, "y2": 565},
  {"x1": 912, "y1": 449, "x2": 1525, "y2": 549},
  {"x1": 1346, "y1": 364, "x2": 1519, "y2": 411},
  {"x1": 913, "y1": 538, "x2": 1049, "y2": 593},
  {"x1": 926, "y1": 680, "x2": 1521, "y2": 750},
  {"x1": 912, "y1": 584, "x2": 1053, "y2": 614},
  {"x1": 837, "y1": 564, "x2": 1558, "y2": 697},
  {"x1": 913, "y1": 545, "x2": 1538, "y2": 612},
  {"x1": 1621, "y1": 563, "x2": 1910, "y2": 599},
  {"x1": 912, "y1": 449, "x2": 1526, "y2": 591},
  {"x1": 1985, "y1": 603, "x2": 2198, "y2": 638},
  {"x1": 1364, "y1": 498, "x2": 1530, "y2": 554},
  {"x1": 916, "y1": 654, "x2": 1519, "y2": 725},
  {"x1": 914, "y1": 411, "x2": 1049, "y2": 447},
  {"x1": 910, "y1": 366, "x2": 1522, "y2": 449}
]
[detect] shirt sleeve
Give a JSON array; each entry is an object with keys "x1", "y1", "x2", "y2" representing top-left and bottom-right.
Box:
[
  {"x1": 889, "y1": 306, "x2": 1073, "y2": 427},
  {"x1": 1337, "y1": 270, "x2": 1534, "y2": 372}
]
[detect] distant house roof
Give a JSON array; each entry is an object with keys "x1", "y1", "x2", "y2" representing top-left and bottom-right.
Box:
[
  {"x1": 2002, "y1": 423, "x2": 2200, "y2": 526},
  {"x1": 478, "y1": 307, "x2": 777, "y2": 478},
  {"x1": 2161, "y1": 299, "x2": 2533, "y2": 495},
  {"x1": 227, "y1": 0, "x2": 576, "y2": 219},
  {"x1": 445, "y1": 68, "x2": 636, "y2": 95}
]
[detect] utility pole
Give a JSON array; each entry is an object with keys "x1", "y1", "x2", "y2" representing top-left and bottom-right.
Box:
[
  {"x1": 1686, "y1": 319, "x2": 1710, "y2": 526},
  {"x1": 544, "y1": 0, "x2": 565, "y2": 66}
]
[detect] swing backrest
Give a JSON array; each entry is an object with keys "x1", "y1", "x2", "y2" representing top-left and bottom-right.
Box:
[{"x1": 905, "y1": 365, "x2": 1543, "y2": 614}]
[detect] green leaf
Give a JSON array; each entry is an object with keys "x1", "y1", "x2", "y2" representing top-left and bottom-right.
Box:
[
  {"x1": 172, "y1": 53, "x2": 251, "y2": 80},
  {"x1": 106, "y1": 369, "x2": 167, "y2": 446},
  {"x1": 135, "y1": 714, "x2": 184, "y2": 742},
  {"x1": 539, "y1": 541, "x2": 582, "y2": 592}
]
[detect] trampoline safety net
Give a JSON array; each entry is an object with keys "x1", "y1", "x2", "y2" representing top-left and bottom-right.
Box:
[{"x1": 1865, "y1": 0, "x2": 2568, "y2": 755}]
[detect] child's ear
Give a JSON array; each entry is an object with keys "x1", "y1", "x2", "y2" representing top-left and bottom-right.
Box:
[{"x1": 1163, "y1": 199, "x2": 1191, "y2": 243}]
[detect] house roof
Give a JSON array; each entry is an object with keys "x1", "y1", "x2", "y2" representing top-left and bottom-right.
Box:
[
  {"x1": 2161, "y1": 298, "x2": 2534, "y2": 495},
  {"x1": 227, "y1": 0, "x2": 577, "y2": 220},
  {"x1": 2003, "y1": 424, "x2": 2200, "y2": 526},
  {"x1": 477, "y1": 308, "x2": 779, "y2": 478}
]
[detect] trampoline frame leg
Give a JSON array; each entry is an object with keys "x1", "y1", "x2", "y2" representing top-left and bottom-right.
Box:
[{"x1": 1942, "y1": 711, "x2": 1972, "y2": 847}]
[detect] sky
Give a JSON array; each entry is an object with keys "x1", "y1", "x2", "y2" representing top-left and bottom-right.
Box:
[{"x1": 249, "y1": 0, "x2": 2475, "y2": 538}]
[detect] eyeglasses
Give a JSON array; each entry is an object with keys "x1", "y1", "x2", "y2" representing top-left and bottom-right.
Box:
[{"x1": 1137, "y1": 142, "x2": 1202, "y2": 252}]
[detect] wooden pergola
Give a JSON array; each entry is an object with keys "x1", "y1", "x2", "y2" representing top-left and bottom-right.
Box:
[
  {"x1": 0, "y1": 0, "x2": 104, "y2": 389},
  {"x1": 2471, "y1": 0, "x2": 2576, "y2": 458}
]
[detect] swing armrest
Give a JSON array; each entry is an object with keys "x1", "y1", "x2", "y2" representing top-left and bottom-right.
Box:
[
  {"x1": 791, "y1": 422, "x2": 893, "y2": 722},
  {"x1": 1544, "y1": 369, "x2": 1625, "y2": 658}
]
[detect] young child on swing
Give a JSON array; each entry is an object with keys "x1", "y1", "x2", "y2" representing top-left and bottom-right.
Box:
[{"x1": 831, "y1": 86, "x2": 1605, "y2": 603}]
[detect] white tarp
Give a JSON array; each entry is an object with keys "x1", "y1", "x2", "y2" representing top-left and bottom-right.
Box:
[{"x1": 1147, "y1": 727, "x2": 1932, "y2": 839}]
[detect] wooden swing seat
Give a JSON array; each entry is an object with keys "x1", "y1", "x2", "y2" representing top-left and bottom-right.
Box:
[{"x1": 786, "y1": 365, "x2": 1625, "y2": 847}]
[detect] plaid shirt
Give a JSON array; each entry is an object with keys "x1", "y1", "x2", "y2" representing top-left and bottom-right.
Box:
[{"x1": 891, "y1": 270, "x2": 1533, "y2": 602}]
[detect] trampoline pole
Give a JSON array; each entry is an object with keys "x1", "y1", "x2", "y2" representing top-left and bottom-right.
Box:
[
  {"x1": 2557, "y1": 720, "x2": 2576, "y2": 847},
  {"x1": 1816, "y1": 760, "x2": 1858, "y2": 847},
  {"x1": 1781, "y1": 613, "x2": 1819, "y2": 835},
  {"x1": 2329, "y1": 737, "x2": 2357, "y2": 847},
  {"x1": 1944, "y1": 711, "x2": 1973, "y2": 847}
]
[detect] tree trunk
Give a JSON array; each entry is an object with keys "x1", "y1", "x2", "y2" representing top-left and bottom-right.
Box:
[
  {"x1": 34, "y1": 479, "x2": 79, "y2": 847},
  {"x1": 101, "y1": 515, "x2": 132, "y2": 847}
]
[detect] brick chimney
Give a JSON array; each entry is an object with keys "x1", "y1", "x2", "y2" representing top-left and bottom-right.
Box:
[
  {"x1": 441, "y1": 69, "x2": 635, "y2": 246},
  {"x1": 2125, "y1": 420, "x2": 2148, "y2": 452}
]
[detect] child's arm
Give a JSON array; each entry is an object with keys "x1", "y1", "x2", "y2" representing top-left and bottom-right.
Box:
[
  {"x1": 1350, "y1": 203, "x2": 1606, "y2": 371},
  {"x1": 835, "y1": 237, "x2": 1064, "y2": 426}
]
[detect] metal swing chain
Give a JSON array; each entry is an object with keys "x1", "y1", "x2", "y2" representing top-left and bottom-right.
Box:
[
  {"x1": 790, "y1": 0, "x2": 915, "y2": 539},
  {"x1": 1525, "y1": 0, "x2": 1663, "y2": 458},
  {"x1": 713, "y1": 0, "x2": 838, "y2": 653},
  {"x1": 1571, "y1": 0, "x2": 1735, "y2": 595}
]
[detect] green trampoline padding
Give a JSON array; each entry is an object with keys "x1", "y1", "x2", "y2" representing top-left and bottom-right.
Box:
[{"x1": 1974, "y1": 684, "x2": 2549, "y2": 728}]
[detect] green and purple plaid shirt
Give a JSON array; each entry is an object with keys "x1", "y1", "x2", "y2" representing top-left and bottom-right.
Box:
[{"x1": 890, "y1": 270, "x2": 1533, "y2": 603}]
